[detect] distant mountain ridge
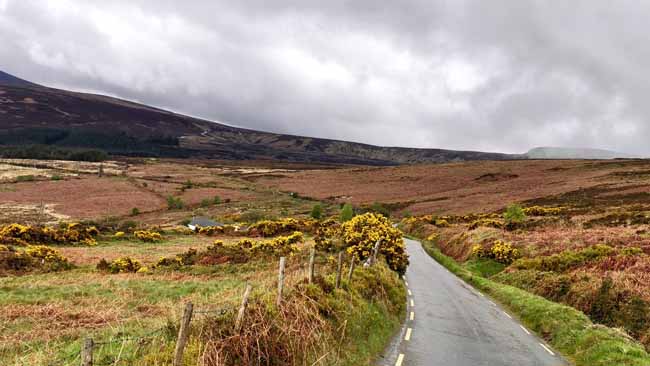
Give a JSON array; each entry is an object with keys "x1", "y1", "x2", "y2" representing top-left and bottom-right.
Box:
[
  {"x1": 0, "y1": 70, "x2": 520, "y2": 165},
  {"x1": 0, "y1": 70, "x2": 639, "y2": 164},
  {"x1": 525, "y1": 147, "x2": 638, "y2": 160},
  {"x1": 0, "y1": 70, "x2": 38, "y2": 88}
]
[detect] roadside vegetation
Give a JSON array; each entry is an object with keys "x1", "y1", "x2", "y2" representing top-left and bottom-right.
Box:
[{"x1": 402, "y1": 197, "x2": 650, "y2": 366}]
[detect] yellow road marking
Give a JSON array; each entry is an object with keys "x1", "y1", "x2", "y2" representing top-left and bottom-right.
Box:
[
  {"x1": 405, "y1": 328, "x2": 412, "y2": 341},
  {"x1": 410, "y1": 311, "x2": 414, "y2": 320},
  {"x1": 408, "y1": 289, "x2": 412, "y2": 295},
  {"x1": 520, "y1": 325, "x2": 531, "y2": 335},
  {"x1": 395, "y1": 353, "x2": 405, "y2": 366},
  {"x1": 503, "y1": 311, "x2": 512, "y2": 319},
  {"x1": 410, "y1": 299, "x2": 414, "y2": 307}
]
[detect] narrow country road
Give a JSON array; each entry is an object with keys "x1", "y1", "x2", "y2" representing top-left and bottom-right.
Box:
[{"x1": 380, "y1": 239, "x2": 568, "y2": 366}]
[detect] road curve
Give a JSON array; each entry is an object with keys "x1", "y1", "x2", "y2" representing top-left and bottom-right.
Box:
[{"x1": 380, "y1": 239, "x2": 568, "y2": 366}]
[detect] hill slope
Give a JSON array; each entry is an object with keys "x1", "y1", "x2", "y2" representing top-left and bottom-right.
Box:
[
  {"x1": 0, "y1": 70, "x2": 519, "y2": 165},
  {"x1": 526, "y1": 147, "x2": 638, "y2": 160},
  {"x1": 0, "y1": 71, "x2": 38, "y2": 87}
]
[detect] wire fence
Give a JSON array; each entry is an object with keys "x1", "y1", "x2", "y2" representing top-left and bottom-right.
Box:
[{"x1": 48, "y1": 242, "x2": 381, "y2": 366}]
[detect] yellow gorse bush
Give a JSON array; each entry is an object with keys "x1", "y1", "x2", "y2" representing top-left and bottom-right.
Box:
[
  {"x1": 0, "y1": 223, "x2": 99, "y2": 246},
  {"x1": 0, "y1": 245, "x2": 72, "y2": 272},
  {"x1": 134, "y1": 230, "x2": 163, "y2": 242},
  {"x1": 472, "y1": 240, "x2": 520, "y2": 264},
  {"x1": 97, "y1": 256, "x2": 142, "y2": 273},
  {"x1": 249, "y1": 218, "x2": 317, "y2": 237},
  {"x1": 522, "y1": 206, "x2": 566, "y2": 216},
  {"x1": 318, "y1": 213, "x2": 409, "y2": 274}
]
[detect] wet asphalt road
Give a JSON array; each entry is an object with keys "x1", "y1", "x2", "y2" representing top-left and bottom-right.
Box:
[{"x1": 381, "y1": 239, "x2": 568, "y2": 366}]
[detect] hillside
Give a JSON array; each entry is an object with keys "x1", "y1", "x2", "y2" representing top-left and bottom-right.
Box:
[
  {"x1": 526, "y1": 146, "x2": 637, "y2": 160},
  {"x1": 0, "y1": 71, "x2": 518, "y2": 165}
]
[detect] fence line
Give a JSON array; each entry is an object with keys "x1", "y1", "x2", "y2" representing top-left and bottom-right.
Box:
[{"x1": 60, "y1": 241, "x2": 383, "y2": 366}]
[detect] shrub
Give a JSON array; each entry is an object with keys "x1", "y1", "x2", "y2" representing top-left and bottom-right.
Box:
[
  {"x1": 98, "y1": 257, "x2": 142, "y2": 273},
  {"x1": 197, "y1": 226, "x2": 224, "y2": 235},
  {"x1": 472, "y1": 240, "x2": 520, "y2": 264},
  {"x1": 468, "y1": 219, "x2": 504, "y2": 231},
  {"x1": 523, "y1": 206, "x2": 566, "y2": 217},
  {"x1": 134, "y1": 230, "x2": 163, "y2": 242},
  {"x1": 51, "y1": 175, "x2": 62, "y2": 181},
  {"x1": 213, "y1": 196, "x2": 222, "y2": 204},
  {"x1": 0, "y1": 223, "x2": 99, "y2": 246},
  {"x1": 16, "y1": 175, "x2": 35, "y2": 182},
  {"x1": 114, "y1": 231, "x2": 125, "y2": 238},
  {"x1": 368, "y1": 202, "x2": 391, "y2": 218},
  {"x1": 248, "y1": 218, "x2": 313, "y2": 237},
  {"x1": 340, "y1": 213, "x2": 408, "y2": 274},
  {"x1": 239, "y1": 210, "x2": 266, "y2": 223},
  {"x1": 200, "y1": 198, "x2": 212, "y2": 208},
  {"x1": 340, "y1": 203, "x2": 354, "y2": 222},
  {"x1": 131, "y1": 207, "x2": 140, "y2": 216},
  {"x1": 310, "y1": 204, "x2": 323, "y2": 219},
  {"x1": 166, "y1": 196, "x2": 184, "y2": 210},
  {"x1": 1, "y1": 245, "x2": 72, "y2": 273},
  {"x1": 512, "y1": 244, "x2": 616, "y2": 273},
  {"x1": 503, "y1": 204, "x2": 526, "y2": 224}
]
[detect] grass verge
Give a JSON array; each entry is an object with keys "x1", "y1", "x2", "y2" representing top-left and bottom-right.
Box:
[{"x1": 420, "y1": 240, "x2": 650, "y2": 366}]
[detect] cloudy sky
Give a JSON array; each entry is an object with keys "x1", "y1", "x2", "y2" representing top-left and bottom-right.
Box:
[{"x1": 0, "y1": 0, "x2": 648, "y2": 154}]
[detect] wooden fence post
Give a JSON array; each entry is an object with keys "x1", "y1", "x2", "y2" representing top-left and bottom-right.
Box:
[
  {"x1": 235, "y1": 283, "x2": 252, "y2": 333},
  {"x1": 308, "y1": 248, "x2": 315, "y2": 284},
  {"x1": 335, "y1": 251, "x2": 344, "y2": 289},
  {"x1": 81, "y1": 338, "x2": 93, "y2": 366},
  {"x1": 277, "y1": 257, "x2": 286, "y2": 307},
  {"x1": 347, "y1": 256, "x2": 356, "y2": 283},
  {"x1": 370, "y1": 239, "x2": 382, "y2": 266},
  {"x1": 172, "y1": 302, "x2": 194, "y2": 366}
]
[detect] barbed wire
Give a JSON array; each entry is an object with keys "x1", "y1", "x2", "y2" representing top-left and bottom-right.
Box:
[{"x1": 93, "y1": 326, "x2": 168, "y2": 346}]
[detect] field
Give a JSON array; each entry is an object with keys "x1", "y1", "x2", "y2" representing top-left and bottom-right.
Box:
[
  {"x1": 5, "y1": 156, "x2": 650, "y2": 365},
  {"x1": 0, "y1": 158, "x2": 408, "y2": 366}
]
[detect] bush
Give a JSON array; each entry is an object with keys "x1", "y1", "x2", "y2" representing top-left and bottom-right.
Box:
[
  {"x1": 471, "y1": 240, "x2": 520, "y2": 264},
  {"x1": 248, "y1": 218, "x2": 316, "y2": 237},
  {"x1": 213, "y1": 196, "x2": 222, "y2": 204},
  {"x1": 468, "y1": 219, "x2": 504, "y2": 230},
  {"x1": 0, "y1": 245, "x2": 72, "y2": 273},
  {"x1": 16, "y1": 175, "x2": 35, "y2": 182},
  {"x1": 130, "y1": 207, "x2": 140, "y2": 216},
  {"x1": 98, "y1": 257, "x2": 142, "y2": 273},
  {"x1": 503, "y1": 204, "x2": 526, "y2": 224},
  {"x1": 340, "y1": 213, "x2": 408, "y2": 274},
  {"x1": 51, "y1": 175, "x2": 62, "y2": 181},
  {"x1": 340, "y1": 203, "x2": 354, "y2": 222},
  {"x1": 310, "y1": 204, "x2": 323, "y2": 219},
  {"x1": 134, "y1": 230, "x2": 163, "y2": 242},
  {"x1": 0, "y1": 223, "x2": 99, "y2": 246},
  {"x1": 512, "y1": 244, "x2": 616, "y2": 272},
  {"x1": 200, "y1": 198, "x2": 212, "y2": 208},
  {"x1": 166, "y1": 196, "x2": 184, "y2": 210}
]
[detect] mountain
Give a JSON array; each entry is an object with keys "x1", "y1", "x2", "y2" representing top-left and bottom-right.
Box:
[
  {"x1": 0, "y1": 70, "x2": 38, "y2": 87},
  {"x1": 0, "y1": 70, "x2": 520, "y2": 165},
  {"x1": 525, "y1": 147, "x2": 638, "y2": 160}
]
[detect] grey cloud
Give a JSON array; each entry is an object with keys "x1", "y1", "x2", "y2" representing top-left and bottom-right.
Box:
[{"x1": 1, "y1": 0, "x2": 649, "y2": 154}]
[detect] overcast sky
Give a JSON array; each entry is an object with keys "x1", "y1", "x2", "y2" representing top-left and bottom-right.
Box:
[{"x1": 1, "y1": 1, "x2": 648, "y2": 154}]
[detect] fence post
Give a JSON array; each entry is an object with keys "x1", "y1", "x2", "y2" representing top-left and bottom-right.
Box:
[
  {"x1": 172, "y1": 302, "x2": 194, "y2": 366},
  {"x1": 81, "y1": 338, "x2": 93, "y2": 366},
  {"x1": 347, "y1": 256, "x2": 356, "y2": 283},
  {"x1": 308, "y1": 248, "x2": 315, "y2": 284},
  {"x1": 335, "y1": 251, "x2": 344, "y2": 289},
  {"x1": 277, "y1": 257, "x2": 286, "y2": 307},
  {"x1": 235, "y1": 283, "x2": 252, "y2": 333},
  {"x1": 370, "y1": 239, "x2": 382, "y2": 266}
]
